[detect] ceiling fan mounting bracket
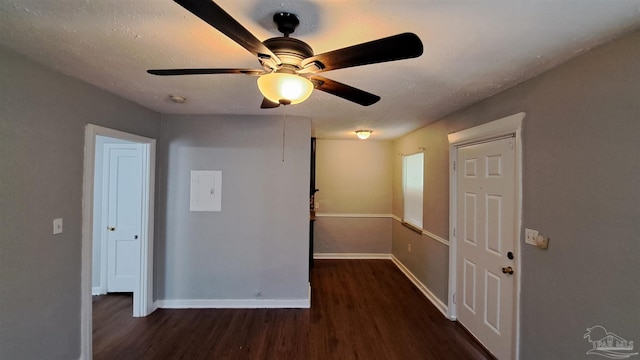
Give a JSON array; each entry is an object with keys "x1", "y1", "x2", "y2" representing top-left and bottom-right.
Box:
[{"x1": 273, "y1": 12, "x2": 300, "y2": 36}]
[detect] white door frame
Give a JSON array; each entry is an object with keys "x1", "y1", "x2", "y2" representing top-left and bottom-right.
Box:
[
  {"x1": 447, "y1": 112, "x2": 524, "y2": 359},
  {"x1": 81, "y1": 124, "x2": 156, "y2": 358}
]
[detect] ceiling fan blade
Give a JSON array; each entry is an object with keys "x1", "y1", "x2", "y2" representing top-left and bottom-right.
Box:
[
  {"x1": 308, "y1": 75, "x2": 380, "y2": 106},
  {"x1": 301, "y1": 33, "x2": 423, "y2": 73},
  {"x1": 260, "y1": 97, "x2": 280, "y2": 109},
  {"x1": 147, "y1": 68, "x2": 264, "y2": 76},
  {"x1": 174, "y1": 0, "x2": 281, "y2": 65}
]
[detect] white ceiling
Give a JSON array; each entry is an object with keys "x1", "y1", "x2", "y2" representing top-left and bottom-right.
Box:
[{"x1": 1, "y1": 1, "x2": 639, "y2": 139}]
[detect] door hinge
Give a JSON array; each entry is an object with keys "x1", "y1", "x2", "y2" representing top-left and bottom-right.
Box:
[
  {"x1": 453, "y1": 293, "x2": 456, "y2": 304},
  {"x1": 453, "y1": 161, "x2": 457, "y2": 171},
  {"x1": 453, "y1": 228, "x2": 456, "y2": 237}
]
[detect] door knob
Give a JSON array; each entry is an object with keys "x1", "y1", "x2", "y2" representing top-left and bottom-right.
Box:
[
  {"x1": 134, "y1": 235, "x2": 139, "y2": 239},
  {"x1": 502, "y1": 266, "x2": 514, "y2": 275},
  {"x1": 107, "y1": 226, "x2": 116, "y2": 231}
]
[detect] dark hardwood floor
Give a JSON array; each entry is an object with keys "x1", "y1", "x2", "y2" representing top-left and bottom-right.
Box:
[{"x1": 93, "y1": 260, "x2": 493, "y2": 359}]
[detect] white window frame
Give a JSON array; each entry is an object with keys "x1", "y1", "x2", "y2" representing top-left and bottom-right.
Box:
[{"x1": 402, "y1": 151, "x2": 424, "y2": 229}]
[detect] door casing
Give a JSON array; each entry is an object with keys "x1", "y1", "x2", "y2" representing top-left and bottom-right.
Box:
[
  {"x1": 81, "y1": 124, "x2": 156, "y2": 359},
  {"x1": 447, "y1": 112, "x2": 524, "y2": 359}
]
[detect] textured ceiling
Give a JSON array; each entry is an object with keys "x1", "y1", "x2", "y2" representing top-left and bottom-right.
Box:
[{"x1": 1, "y1": 0, "x2": 639, "y2": 139}]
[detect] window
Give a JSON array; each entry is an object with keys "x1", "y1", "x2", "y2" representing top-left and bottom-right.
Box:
[{"x1": 403, "y1": 152, "x2": 424, "y2": 229}]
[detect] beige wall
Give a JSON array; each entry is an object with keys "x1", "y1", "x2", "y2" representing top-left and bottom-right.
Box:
[
  {"x1": 314, "y1": 140, "x2": 393, "y2": 254},
  {"x1": 316, "y1": 140, "x2": 393, "y2": 214},
  {"x1": 393, "y1": 122, "x2": 451, "y2": 238},
  {"x1": 315, "y1": 217, "x2": 391, "y2": 254}
]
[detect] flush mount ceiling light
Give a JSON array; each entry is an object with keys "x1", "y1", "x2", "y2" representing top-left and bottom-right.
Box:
[
  {"x1": 169, "y1": 95, "x2": 187, "y2": 104},
  {"x1": 257, "y1": 72, "x2": 314, "y2": 105},
  {"x1": 355, "y1": 130, "x2": 373, "y2": 140}
]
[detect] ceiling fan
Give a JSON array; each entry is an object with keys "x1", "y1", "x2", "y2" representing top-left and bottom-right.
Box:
[{"x1": 148, "y1": 0, "x2": 424, "y2": 108}]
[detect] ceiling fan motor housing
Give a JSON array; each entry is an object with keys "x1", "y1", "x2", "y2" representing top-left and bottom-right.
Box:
[{"x1": 262, "y1": 37, "x2": 314, "y2": 71}]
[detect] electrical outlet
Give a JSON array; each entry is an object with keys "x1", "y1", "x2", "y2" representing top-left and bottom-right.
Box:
[
  {"x1": 525, "y1": 228, "x2": 538, "y2": 245},
  {"x1": 408, "y1": 243, "x2": 412, "y2": 253},
  {"x1": 536, "y1": 235, "x2": 549, "y2": 249}
]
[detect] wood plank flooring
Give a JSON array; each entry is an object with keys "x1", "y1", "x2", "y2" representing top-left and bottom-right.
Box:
[{"x1": 93, "y1": 259, "x2": 493, "y2": 359}]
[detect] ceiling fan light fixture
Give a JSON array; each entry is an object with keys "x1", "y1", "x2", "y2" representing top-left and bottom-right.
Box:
[
  {"x1": 257, "y1": 73, "x2": 313, "y2": 105},
  {"x1": 355, "y1": 130, "x2": 373, "y2": 140}
]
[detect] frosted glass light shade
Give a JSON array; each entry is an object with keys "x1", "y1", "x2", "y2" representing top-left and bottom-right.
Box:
[
  {"x1": 355, "y1": 130, "x2": 373, "y2": 140},
  {"x1": 257, "y1": 73, "x2": 313, "y2": 105}
]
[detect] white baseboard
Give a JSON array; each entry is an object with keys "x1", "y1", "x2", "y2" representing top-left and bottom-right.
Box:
[
  {"x1": 391, "y1": 255, "x2": 448, "y2": 317},
  {"x1": 314, "y1": 253, "x2": 392, "y2": 260},
  {"x1": 155, "y1": 284, "x2": 310, "y2": 310},
  {"x1": 156, "y1": 298, "x2": 310, "y2": 309},
  {"x1": 91, "y1": 287, "x2": 104, "y2": 296},
  {"x1": 314, "y1": 213, "x2": 394, "y2": 218}
]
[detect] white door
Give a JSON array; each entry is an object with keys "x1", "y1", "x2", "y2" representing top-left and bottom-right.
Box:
[
  {"x1": 105, "y1": 144, "x2": 142, "y2": 292},
  {"x1": 456, "y1": 136, "x2": 517, "y2": 359}
]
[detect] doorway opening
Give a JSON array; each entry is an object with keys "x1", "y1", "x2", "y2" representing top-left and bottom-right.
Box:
[
  {"x1": 81, "y1": 124, "x2": 156, "y2": 358},
  {"x1": 93, "y1": 137, "x2": 143, "y2": 296}
]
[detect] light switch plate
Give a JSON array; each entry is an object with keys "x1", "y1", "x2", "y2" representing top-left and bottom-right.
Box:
[
  {"x1": 524, "y1": 228, "x2": 538, "y2": 246},
  {"x1": 53, "y1": 218, "x2": 63, "y2": 235}
]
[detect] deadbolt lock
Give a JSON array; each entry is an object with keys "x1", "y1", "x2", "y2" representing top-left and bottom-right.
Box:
[{"x1": 502, "y1": 266, "x2": 514, "y2": 275}]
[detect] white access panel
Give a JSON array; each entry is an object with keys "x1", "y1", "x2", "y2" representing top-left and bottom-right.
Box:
[{"x1": 190, "y1": 170, "x2": 222, "y2": 212}]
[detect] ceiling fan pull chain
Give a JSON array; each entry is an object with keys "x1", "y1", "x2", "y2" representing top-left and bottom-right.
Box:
[{"x1": 282, "y1": 106, "x2": 287, "y2": 162}]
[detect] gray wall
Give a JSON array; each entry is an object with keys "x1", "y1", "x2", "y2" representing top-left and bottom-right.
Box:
[
  {"x1": 0, "y1": 46, "x2": 160, "y2": 359},
  {"x1": 392, "y1": 30, "x2": 640, "y2": 359},
  {"x1": 157, "y1": 114, "x2": 311, "y2": 301},
  {"x1": 2, "y1": 26, "x2": 638, "y2": 360},
  {"x1": 314, "y1": 140, "x2": 393, "y2": 254}
]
